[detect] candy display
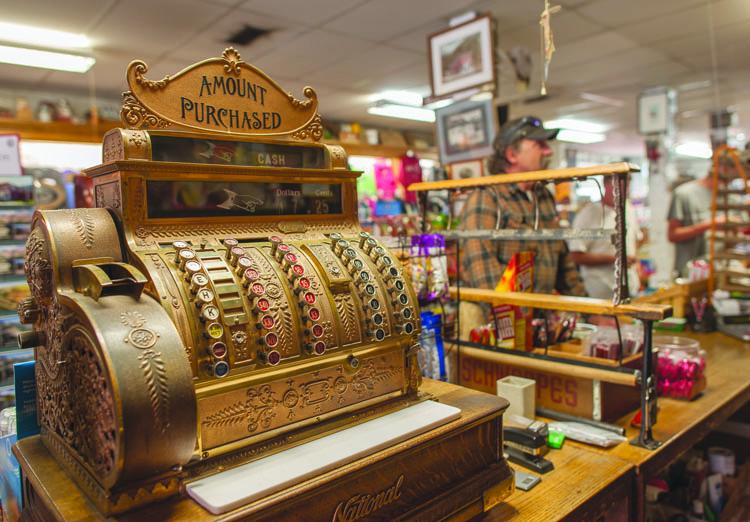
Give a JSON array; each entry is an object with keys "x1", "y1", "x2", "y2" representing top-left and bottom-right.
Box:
[
  {"x1": 583, "y1": 322, "x2": 644, "y2": 360},
  {"x1": 654, "y1": 336, "x2": 707, "y2": 400},
  {"x1": 532, "y1": 311, "x2": 578, "y2": 348},
  {"x1": 410, "y1": 233, "x2": 448, "y2": 303}
]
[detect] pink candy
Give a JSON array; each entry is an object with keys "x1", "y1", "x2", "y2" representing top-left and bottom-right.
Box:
[{"x1": 656, "y1": 350, "x2": 706, "y2": 399}]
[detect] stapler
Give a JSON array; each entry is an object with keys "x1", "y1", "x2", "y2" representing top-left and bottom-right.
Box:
[{"x1": 504, "y1": 426, "x2": 554, "y2": 474}]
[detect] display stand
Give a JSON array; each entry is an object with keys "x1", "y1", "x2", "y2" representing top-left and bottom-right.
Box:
[
  {"x1": 708, "y1": 145, "x2": 750, "y2": 294},
  {"x1": 409, "y1": 163, "x2": 672, "y2": 449}
]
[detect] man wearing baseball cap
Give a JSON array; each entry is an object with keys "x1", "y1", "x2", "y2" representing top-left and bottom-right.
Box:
[{"x1": 458, "y1": 116, "x2": 586, "y2": 335}]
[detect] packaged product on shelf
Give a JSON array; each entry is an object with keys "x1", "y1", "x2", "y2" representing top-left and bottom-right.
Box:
[
  {"x1": 582, "y1": 322, "x2": 644, "y2": 360},
  {"x1": 0, "y1": 315, "x2": 30, "y2": 348},
  {"x1": 0, "y1": 177, "x2": 33, "y2": 205},
  {"x1": 532, "y1": 311, "x2": 577, "y2": 348},
  {"x1": 493, "y1": 252, "x2": 534, "y2": 350},
  {"x1": 0, "y1": 245, "x2": 26, "y2": 275},
  {"x1": 418, "y1": 310, "x2": 446, "y2": 380},
  {"x1": 0, "y1": 282, "x2": 30, "y2": 313}
]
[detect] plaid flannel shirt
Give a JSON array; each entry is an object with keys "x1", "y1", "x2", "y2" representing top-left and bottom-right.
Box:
[{"x1": 458, "y1": 183, "x2": 586, "y2": 296}]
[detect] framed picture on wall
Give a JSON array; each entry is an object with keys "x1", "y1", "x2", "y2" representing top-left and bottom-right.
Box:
[
  {"x1": 428, "y1": 15, "x2": 495, "y2": 98},
  {"x1": 449, "y1": 159, "x2": 484, "y2": 180},
  {"x1": 436, "y1": 98, "x2": 496, "y2": 165},
  {"x1": 637, "y1": 88, "x2": 672, "y2": 135}
]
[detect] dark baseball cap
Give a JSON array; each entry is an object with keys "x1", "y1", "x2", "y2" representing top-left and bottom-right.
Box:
[
  {"x1": 494, "y1": 116, "x2": 559, "y2": 151},
  {"x1": 488, "y1": 116, "x2": 558, "y2": 173}
]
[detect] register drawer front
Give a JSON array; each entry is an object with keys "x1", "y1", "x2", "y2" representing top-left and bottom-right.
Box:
[{"x1": 198, "y1": 348, "x2": 405, "y2": 449}]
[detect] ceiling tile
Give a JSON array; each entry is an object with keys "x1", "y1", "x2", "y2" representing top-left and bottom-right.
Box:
[
  {"x1": 577, "y1": 0, "x2": 706, "y2": 28},
  {"x1": 389, "y1": 19, "x2": 447, "y2": 54},
  {"x1": 549, "y1": 47, "x2": 670, "y2": 88},
  {"x1": 551, "y1": 32, "x2": 638, "y2": 69},
  {"x1": 711, "y1": 0, "x2": 750, "y2": 27},
  {"x1": 546, "y1": 10, "x2": 604, "y2": 45},
  {"x1": 362, "y1": 61, "x2": 431, "y2": 94},
  {"x1": 0, "y1": 64, "x2": 49, "y2": 87},
  {"x1": 322, "y1": 0, "x2": 477, "y2": 42},
  {"x1": 614, "y1": 5, "x2": 714, "y2": 45},
  {"x1": 498, "y1": 23, "x2": 540, "y2": 52},
  {"x1": 165, "y1": 10, "x2": 303, "y2": 64},
  {"x1": 1, "y1": 0, "x2": 112, "y2": 34},
  {"x1": 470, "y1": 0, "x2": 544, "y2": 30},
  {"x1": 306, "y1": 45, "x2": 422, "y2": 91},
  {"x1": 316, "y1": 89, "x2": 368, "y2": 119},
  {"x1": 650, "y1": 20, "x2": 747, "y2": 63},
  {"x1": 250, "y1": 30, "x2": 372, "y2": 78},
  {"x1": 239, "y1": 0, "x2": 367, "y2": 26},
  {"x1": 89, "y1": 0, "x2": 225, "y2": 57}
]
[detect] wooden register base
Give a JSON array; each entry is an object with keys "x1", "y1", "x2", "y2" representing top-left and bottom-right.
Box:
[{"x1": 14, "y1": 380, "x2": 513, "y2": 522}]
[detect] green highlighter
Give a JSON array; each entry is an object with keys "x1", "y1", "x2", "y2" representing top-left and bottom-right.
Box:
[{"x1": 547, "y1": 430, "x2": 565, "y2": 449}]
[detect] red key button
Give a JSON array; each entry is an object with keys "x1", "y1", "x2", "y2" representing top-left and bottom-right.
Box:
[
  {"x1": 255, "y1": 297, "x2": 271, "y2": 312},
  {"x1": 292, "y1": 264, "x2": 304, "y2": 276},
  {"x1": 308, "y1": 308, "x2": 320, "y2": 321},
  {"x1": 284, "y1": 253, "x2": 297, "y2": 263},
  {"x1": 265, "y1": 332, "x2": 279, "y2": 347},
  {"x1": 244, "y1": 268, "x2": 259, "y2": 282},
  {"x1": 261, "y1": 315, "x2": 275, "y2": 329},
  {"x1": 313, "y1": 341, "x2": 326, "y2": 355},
  {"x1": 251, "y1": 283, "x2": 265, "y2": 296},
  {"x1": 304, "y1": 292, "x2": 316, "y2": 305},
  {"x1": 312, "y1": 324, "x2": 324, "y2": 338},
  {"x1": 299, "y1": 277, "x2": 311, "y2": 289}
]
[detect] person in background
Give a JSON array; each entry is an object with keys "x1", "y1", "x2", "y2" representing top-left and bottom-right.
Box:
[
  {"x1": 568, "y1": 175, "x2": 642, "y2": 299},
  {"x1": 458, "y1": 116, "x2": 586, "y2": 336},
  {"x1": 667, "y1": 172, "x2": 715, "y2": 277}
]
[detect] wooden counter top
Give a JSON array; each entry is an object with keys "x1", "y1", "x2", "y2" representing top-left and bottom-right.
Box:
[
  {"x1": 577, "y1": 332, "x2": 750, "y2": 476},
  {"x1": 487, "y1": 446, "x2": 634, "y2": 521},
  {"x1": 485, "y1": 331, "x2": 750, "y2": 521}
]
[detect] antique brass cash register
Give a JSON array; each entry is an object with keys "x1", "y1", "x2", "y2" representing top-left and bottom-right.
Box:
[{"x1": 15, "y1": 49, "x2": 512, "y2": 521}]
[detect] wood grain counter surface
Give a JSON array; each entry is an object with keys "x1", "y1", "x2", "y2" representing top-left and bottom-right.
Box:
[{"x1": 576, "y1": 332, "x2": 750, "y2": 476}]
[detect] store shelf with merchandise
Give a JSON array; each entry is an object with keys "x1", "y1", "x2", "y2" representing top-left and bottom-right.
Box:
[
  {"x1": 0, "y1": 117, "x2": 121, "y2": 144},
  {"x1": 0, "y1": 118, "x2": 440, "y2": 160},
  {"x1": 324, "y1": 139, "x2": 438, "y2": 160},
  {"x1": 409, "y1": 161, "x2": 672, "y2": 449}
]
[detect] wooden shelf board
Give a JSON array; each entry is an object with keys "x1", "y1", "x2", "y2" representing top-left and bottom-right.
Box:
[
  {"x1": 408, "y1": 162, "x2": 639, "y2": 192},
  {"x1": 322, "y1": 140, "x2": 437, "y2": 160},
  {"x1": 0, "y1": 118, "x2": 120, "y2": 143},
  {"x1": 450, "y1": 286, "x2": 672, "y2": 320}
]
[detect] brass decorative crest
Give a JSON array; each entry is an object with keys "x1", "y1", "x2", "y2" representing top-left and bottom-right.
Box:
[{"x1": 120, "y1": 48, "x2": 322, "y2": 141}]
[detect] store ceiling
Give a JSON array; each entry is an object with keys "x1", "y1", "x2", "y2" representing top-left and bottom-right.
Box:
[{"x1": 1, "y1": 0, "x2": 749, "y2": 155}]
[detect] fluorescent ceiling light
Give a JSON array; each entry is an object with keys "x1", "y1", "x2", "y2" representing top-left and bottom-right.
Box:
[
  {"x1": 0, "y1": 22, "x2": 90, "y2": 49},
  {"x1": 367, "y1": 104, "x2": 435, "y2": 123},
  {"x1": 369, "y1": 90, "x2": 423, "y2": 106},
  {"x1": 675, "y1": 142, "x2": 712, "y2": 159},
  {"x1": 0, "y1": 45, "x2": 95, "y2": 73},
  {"x1": 556, "y1": 129, "x2": 606, "y2": 144},
  {"x1": 424, "y1": 99, "x2": 452, "y2": 110},
  {"x1": 678, "y1": 80, "x2": 711, "y2": 92},
  {"x1": 470, "y1": 91, "x2": 493, "y2": 102},
  {"x1": 579, "y1": 92, "x2": 624, "y2": 107},
  {"x1": 545, "y1": 118, "x2": 608, "y2": 133}
]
